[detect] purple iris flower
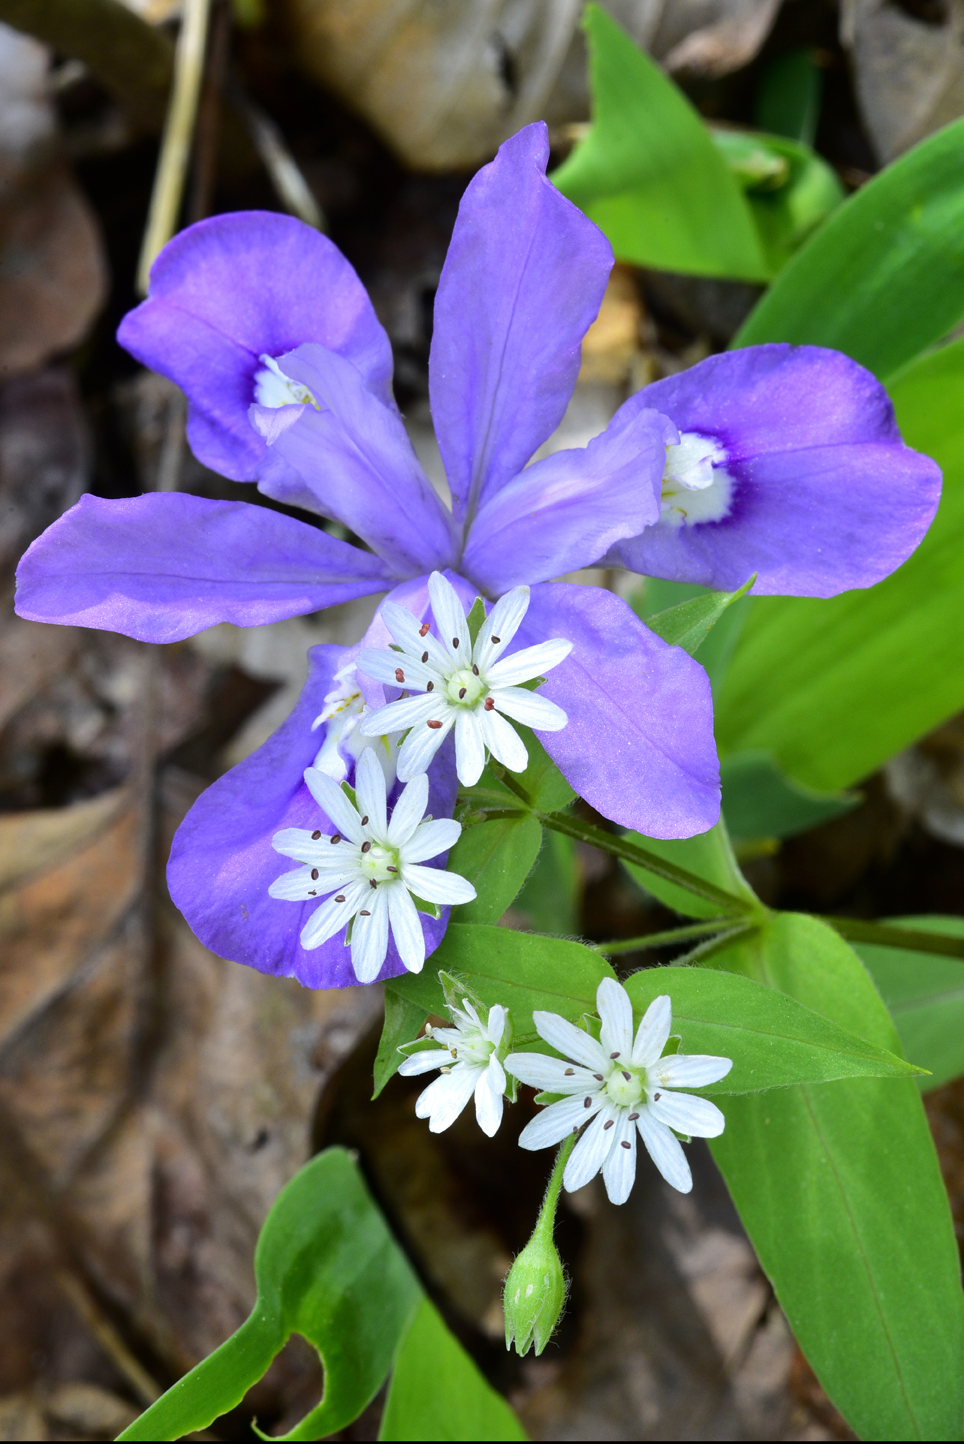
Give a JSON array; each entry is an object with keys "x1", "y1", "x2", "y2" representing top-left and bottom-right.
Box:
[{"x1": 13, "y1": 122, "x2": 940, "y2": 990}]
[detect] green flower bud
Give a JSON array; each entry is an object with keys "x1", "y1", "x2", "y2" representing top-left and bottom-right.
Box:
[{"x1": 503, "y1": 1226, "x2": 567, "y2": 1357}]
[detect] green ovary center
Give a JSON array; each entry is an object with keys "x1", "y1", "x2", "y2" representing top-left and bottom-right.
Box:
[
  {"x1": 605, "y1": 1067, "x2": 644, "y2": 1108},
  {"x1": 446, "y1": 668, "x2": 486, "y2": 707},
  {"x1": 360, "y1": 841, "x2": 399, "y2": 883}
]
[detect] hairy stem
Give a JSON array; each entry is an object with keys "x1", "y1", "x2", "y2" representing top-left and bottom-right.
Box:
[
  {"x1": 598, "y1": 918, "x2": 742, "y2": 955},
  {"x1": 823, "y1": 915, "x2": 964, "y2": 961}
]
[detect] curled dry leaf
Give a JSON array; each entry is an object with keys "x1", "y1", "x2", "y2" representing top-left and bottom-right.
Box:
[
  {"x1": 278, "y1": 0, "x2": 781, "y2": 170},
  {"x1": 840, "y1": 0, "x2": 964, "y2": 163}
]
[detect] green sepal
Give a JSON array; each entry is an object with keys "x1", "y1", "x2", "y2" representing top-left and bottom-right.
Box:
[
  {"x1": 340, "y1": 780, "x2": 358, "y2": 809},
  {"x1": 466, "y1": 596, "x2": 487, "y2": 646},
  {"x1": 410, "y1": 895, "x2": 441, "y2": 920}
]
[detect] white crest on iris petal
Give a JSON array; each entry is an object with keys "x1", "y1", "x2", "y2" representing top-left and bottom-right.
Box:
[
  {"x1": 355, "y1": 571, "x2": 573, "y2": 787},
  {"x1": 505, "y1": 979, "x2": 732, "y2": 1203},
  {"x1": 660, "y1": 431, "x2": 733, "y2": 528},
  {"x1": 398, "y1": 998, "x2": 510, "y2": 1137},
  {"x1": 253, "y1": 353, "x2": 319, "y2": 409},
  {"x1": 268, "y1": 749, "x2": 476, "y2": 984},
  {"x1": 311, "y1": 660, "x2": 401, "y2": 788}
]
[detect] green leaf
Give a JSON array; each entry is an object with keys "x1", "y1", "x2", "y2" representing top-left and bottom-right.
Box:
[
  {"x1": 854, "y1": 914, "x2": 964, "y2": 1091},
  {"x1": 709, "y1": 913, "x2": 964, "y2": 1440},
  {"x1": 552, "y1": 5, "x2": 767, "y2": 281},
  {"x1": 515, "y1": 829, "x2": 578, "y2": 934},
  {"x1": 379, "y1": 1297, "x2": 527, "y2": 1442},
  {"x1": 712, "y1": 128, "x2": 844, "y2": 275},
  {"x1": 754, "y1": 48, "x2": 823, "y2": 146},
  {"x1": 621, "y1": 817, "x2": 760, "y2": 920},
  {"x1": 631, "y1": 577, "x2": 752, "y2": 695},
  {"x1": 446, "y1": 814, "x2": 542, "y2": 925},
  {"x1": 390, "y1": 923, "x2": 616, "y2": 1035},
  {"x1": 119, "y1": 1150, "x2": 525, "y2": 1442},
  {"x1": 118, "y1": 1148, "x2": 422, "y2": 1441},
  {"x1": 623, "y1": 964, "x2": 922, "y2": 1092},
  {"x1": 643, "y1": 575, "x2": 755, "y2": 662},
  {"x1": 716, "y1": 337, "x2": 964, "y2": 789},
  {"x1": 721, "y1": 750, "x2": 857, "y2": 840},
  {"x1": 373, "y1": 990, "x2": 429, "y2": 1099},
  {"x1": 735, "y1": 114, "x2": 964, "y2": 378}
]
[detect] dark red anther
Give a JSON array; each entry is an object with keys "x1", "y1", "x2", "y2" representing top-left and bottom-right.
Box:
[
  {"x1": 458, "y1": 687, "x2": 467, "y2": 699},
  {"x1": 564, "y1": 1068, "x2": 574, "y2": 1076},
  {"x1": 653, "y1": 1092, "x2": 661, "y2": 1101},
  {"x1": 308, "y1": 890, "x2": 317, "y2": 896},
  {"x1": 361, "y1": 815, "x2": 369, "y2": 825},
  {"x1": 311, "y1": 868, "x2": 319, "y2": 880},
  {"x1": 610, "y1": 1051, "x2": 620, "y2": 1059},
  {"x1": 452, "y1": 637, "x2": 460, "y2": 648},
  {"x1": 583, "y1": 1096, "x2": 592, "y2": 1108},
  {"x1": 369, "y1": 878, "x2": 377, "y2": 889},
  {"x1": 427, "y1": 681, "x2": 434, "y2": 691},
  {"x1": 603, "y1": 1119, "x2": 614, "y2": 1130},
  {"x1": 335, "y1": 894, "x2": 346, "y2": 903},
  {"x1": 361, "y1": 840, "x2": 372, "y2": 853},
  {"x1": 419, "y1": 623, "x2": 430, "y2": 636},
  {"x1": 311, "y1": 829, "x2": 322, "y2": 840},
  {"x1": 395, "y1": 668, "x2": 405, "y2": 683},
  {"x1": 387, "y1": 865, "x2": 398, "y2": 873},
  {"x1": 484, "y1": 697, "x2": 495, "y2": 711},
  {"x1": 421, "y1": 651, "x2": 428, "y2": 662},
  {"x1": 629, "y1": 1112, "x2": 639, "y2": 1121},
  {"x1": 491, "y1": 635, "x2": 500, "y2": 643},
  {"x1": 359, "y1": 909, "x2": 371, "y2": 916},
  {"x1": 427, "y1": 719, "x2": 443, "y2": 729},
  {"x1": 330, "y1": 833, "x2": 341, "y2": 844},
  {"x1": 472, "y1": 664, "x2": 479, "y2": 676},
  {"x1": 620, "y1": 1140, "x2": 631, "y2": 1149}
]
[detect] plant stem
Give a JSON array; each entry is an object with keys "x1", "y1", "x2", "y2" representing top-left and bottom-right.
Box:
[
  {"x1": 598, "y1": 918, "x2": 740, "y2": 954},
  {"x1": 536, "y1": 1132, "x2": 576, "y2": 1238},
  {"x1": 137, "y1": 0, "x2": 212, "y2": 294},
  {"x1": 823, "y1": 916, "x2": 964, "y2": 961},
  {"x1": 537, "y1": 809, "x2": 754, "y2": 915}
]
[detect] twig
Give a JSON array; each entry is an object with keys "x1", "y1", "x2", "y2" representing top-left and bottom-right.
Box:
[
  {"x1": 137, "y1": 0, "x2": 212, "y2": 294},
  {"x1": 236, "y1": 89, "x2": 325, "y2": 230},
  {"x1": 188, "y1": 0, "x2": 231, "y2": 224},
  {"x1": 823, "y1": 915, "x2": 964, "y2": 961},
  {"x1": 55, "y1": 1268, "x2": 161, "y2": 1407}
]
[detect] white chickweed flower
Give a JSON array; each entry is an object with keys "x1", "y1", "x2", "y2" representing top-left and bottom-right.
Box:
[
  {"x1": 505, "y1": 978, "x2": 732, "y2": 1202},
  {"x1": 355, "y1": 571, "x2": 572, "y2": 787},
  {"x1": 310, "y1": 659, "x2": 401, "y2": 788},
  {"x1": 399, "y1": 999, "x2": 510, "y2": 1137},
  {"x1": 269, "y1": 749, "x2": 476, "y2": 984}
]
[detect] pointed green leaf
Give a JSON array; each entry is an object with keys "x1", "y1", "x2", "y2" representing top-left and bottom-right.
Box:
[
  {"x1": 552, "y1": 5, "x2": 767, "y2": 281},
  {"x1": 855, "y1": 914, "x2": 964, "y2": 1092},
  {"x1": 736, "y1": 115, "x2": 964, "y2": 377},
  {"x1": 118, "y1": 1149, "x2": 422, "y2": 1441},
  {"x1": 631, "y1": 577, "x2": 752, "y2": 694},
  {"x1": 390, "y1": 923, "x2": 616, "y2": 1034},
  {"x1": 717, "y1": 337, "x2": 964, "y2": 789},
  {"x1": 644, "y1": 575, "x2": 755, "y2": 661},
  {"x1": 379, "y1": 1297, "x2": 527, "y2": 1441},
  {"x1": 623, "y1": 963, "x2": 921, "y2": 1092},
  {"x1": 373, "y1": 989, "x2": 429, "y2": 1099},
  {"x1": 709, "y1": 913, "x2": 964, "y2": 1440},
  {"x1": 446, "y1": 814, "x2": 542, "y2": 925}
]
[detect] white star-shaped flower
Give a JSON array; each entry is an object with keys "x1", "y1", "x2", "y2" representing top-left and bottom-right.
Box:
[
  {"x1": 505, "y1": 978, "x2": 732, "y2": 1201},
  {"x1": 399, "y1": 998, "x2": 509, "y2": 1137},
  {"x1": 355, "y1": 571, "x2": 572, "y2": 787},
  {"x1": 310, "y1": 659, "x2": 401, "y2": 787},
  {"x1": 269, "y1": 749, "x2": 476, "y2": 983}
]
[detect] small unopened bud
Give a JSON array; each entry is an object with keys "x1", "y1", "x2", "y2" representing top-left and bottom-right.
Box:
[{"x1": 503, "y1": 1227, "x2": 567, "y2": 1357}]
